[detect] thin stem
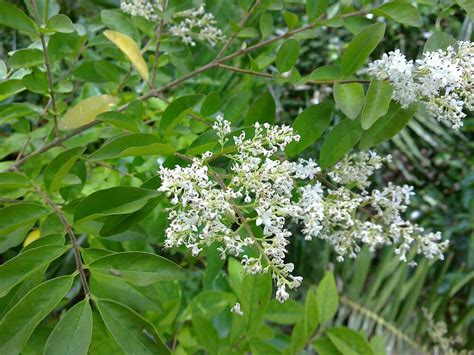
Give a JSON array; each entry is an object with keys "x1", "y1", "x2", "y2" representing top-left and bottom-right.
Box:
[
  {"x1": 216, "y1": 0, "x2": 262, "y2": 58},
  {"x1": 32, "y1": 184, "x2": 90, "y2": 297},
  {"x1": 151, "y1": 1, "x2": 168, "y2": 88},
  {"x1": 31, "y1": 0, "x2": 59, "y2": 138}
]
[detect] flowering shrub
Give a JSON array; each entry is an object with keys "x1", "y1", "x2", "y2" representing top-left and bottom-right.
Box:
[{"x1": 0, "y1": 0, "x2": 471, "y2": 353}]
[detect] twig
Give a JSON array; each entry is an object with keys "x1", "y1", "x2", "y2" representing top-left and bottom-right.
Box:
[
  {"x1": 151, "y1": 1, "x2": 168, "y2": 88},
  {"x1": 216, "y1": 0, "x2": 262, "y2": 58}
]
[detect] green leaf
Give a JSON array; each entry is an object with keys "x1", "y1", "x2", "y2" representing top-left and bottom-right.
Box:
[
  {"x1": 200, "y1": 91, "x2": 222, "y2": 117},
  {"x1": 0, "y1": 275, "x2": 74, "y2": 354},
  {"x1": 244, "y1": 91, "x2": 276, "y2": 125},
  {"x1": 309, "y1": 65, "x2": 343, "y2": 82},
  {"x1": 373, "y1": 2, "x2": 422, "y2": 27},
  {"x1": 74, "y1": 187, "x2": 159, "y2": 223},
  {"x1": 289, "y1": 287, "x2": 319, "y2": 353},
  {"x1": 327, "y1": 327, "x2": 374, "y2": 355},
  {"x1": 47, "y1": 14, "x2": 75, "y2": 33},
  {"x1": 96, "y1": 111, "x2": 140, "y2": 132},
  {"x1": 359, "y1": 102, "x2": 417, "y2": 149},
  {"x1": 361, "y1": 80, "x2": 393, "y2": 129},
  {"x1": 313, "y1": 336, "x2": 342, "y2": 355},
  {"x1": 160, "y1": 94, "x2": 204, "y2": 132},
  {"x1": 58, "y1": 95, "x2": 118, "y2": 130},
  {"x1": 0, "y1": 79, "x2": 26, "y2": 101},
  {"x1": 423, "y1": 31, "x2": 457, "y2": 53},
  {"x1": 0, "y1": 244, "x2": 67, "y2": 297},
  {"x1": 317, "y1": 271, "x2": 339, "y2": 324},
  {"x1": 276, "y1": 39, "x2": 299, "y2": 72},
  {"x1": 0, "y1": 172, "x2": 30, "y2": 198},
  {"x1": 89, "y1": 133, "x2": 175, "y2": 160},
  {"x1": 333, "y1": 83, "x2": 365, "y2": 119},
  {"x1": 88, "y1": 251, "x2": 188, "y2": 286},
  {"x1": 192, "y1": 315, "x2": 219, "y2": 353},
  {"x1": 306, "y1": 0, "x2": 328, "y2": 21},
  {"x1": 44, "y1": 147, "x2": 84, "y2": 192},
  {"x1": 8, "y1": 49, "x2": 43, "y2": 69},
  {"x1": 320, "y1": 118, "x2": 362, "y2": 167},
  {"x1": 370, "y1": 335, "x2": 387, "y2": 355},
  {"x1": 456, "y1": 0, "x2": 474, "y2": 20},
  {"x1": 0, "y1": 1, "x2": 37, "y2": 37},
  {"x1": 95, "y1": 299, "x2": 170, "y2": 354},
  {"x1": 265, "y1": 299, "x2": 304, "y2": 325},
  {"x1": 101, "y1": 9, "x2": 140, "y2": 42},
  {"x1": 44, "y1": 299, "x2": 93, "y2": 355},
  {"x1": 23, "y1": 69, "x2": 49, "y2": 94},
  {"x1": 0, "y1": 203, "x2": 49, "y2": 236},
  {"x1": 286, "y1": 101, "x2": 332, "y2": 156},
  {"x1": 283, "y1": 11, "x2": 299, "y2": 30},
  {"x1": 259, "y1": 13, "x2": 273, "y2": 38},
  {"x1": 341, "y1": 22, "x2": 385, "y2": 76}
]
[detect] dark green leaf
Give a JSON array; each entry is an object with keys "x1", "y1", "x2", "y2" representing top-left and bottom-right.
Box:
[
  {"x1": 306, "y1": 0, "x2": 328, "y2": 21},
  {"x1": 0, "y1": 203, "x2": 49, "y2": 236},
  {"x1": 423, "y1": 31, "x2": 457, "y2": 53},
  {"x1": 47, "y1": 14, "x2": 75, "y2": 33},
  {"x1": 44, "y1": 299, "x2": 93, "y2": 355},
  {"x1": 44, "y1": 147, "x2": 84, "y2": 192},
  {"x1": 95, "y1": 299, "x2": 170, "y2": 354},
  {"x1": 0, "y1": 79, "x2": 26, "y2": 101},
  {"x1": 320, "y1": 119, "x2": 362, "y2": 167},
  {"x1": 361, "y1": 80, "x2": 393, "y2": 129},
  {"x1": 88, "y1": 251, "x2": 188, "y2": 286},
  {"x1": 286, "y1": 101, "x2": 333, "y2": 156},
  {"x1": 244, "y1": 91, "x2": 276, "y2": 125},
  {"x1": 333, "y1": 83, "x2": 365, "y2": 119},
  {"x1": 74, "y1": 187, "x2": 159, "y2": 223},
  {"x1": 276, "y1": 39, "x2": 299, "y2": 72},
  {"x1": 359, "y1": 102, "x2": 417, "y2": 149},
  {"x1": 0, "y1": 172, "x2": 30, "y2": 198},
  {"x1": 341, "y1": 22, "x2": 385, "y2": 76},
  {"x1": 373, "y1": 2, "x2": 422, "y2": 27},
  {"x1": 89, "y1": 133, "x2": 175, "y2": 160},
  {"x1": 0, "y1": 276, "x2": 74, "y2": 354},
  {"x1": 0, "y1": 1, "x2": 37, "y2": 37},
  {"x1": 8, "y1": 49, "x2": 43, "y2": 69},
  {"x1": 160, "y1": 94, "x2": 204, "y2": 132},
  {"x1": 200, "y1": 91, "x2": 222, "y2": 117},
  {"x1": 96, "y1": 111, "x2": 140, "y2": 132}
]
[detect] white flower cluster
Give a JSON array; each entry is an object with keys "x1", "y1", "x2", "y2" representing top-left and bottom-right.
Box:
[
  {"x1": 169, "y1": 6, "x2": 225, "y2": 47},
  {"x1": 158, "y1": 121, "x2": 448, "y2": 302},
  {"x1": 422, "y1": 308, "x2": 464, "y2": 355},
  {"x1": 365, "y1": 42, "x2": 473, "y2": 130},
  {"x1": 120, "y1": 0, "x2": 163, "y2": 21}
]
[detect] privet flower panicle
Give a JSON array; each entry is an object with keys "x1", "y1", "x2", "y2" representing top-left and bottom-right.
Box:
[
  {"x1": 365, "y1": 41, "x2": 473, "y2": 129},
  {"x1": 169, "y1": 6, "x2": 225, "y2": 47},
  {"x1": 159, "y1": 121, "x2": 449, "y2": 302},
  {"x1": 422, "y1": 308, "x2": 465, "y2": 355},
  {"x1": 120, "y1": 0, "x2": 163, "y2": 21}
]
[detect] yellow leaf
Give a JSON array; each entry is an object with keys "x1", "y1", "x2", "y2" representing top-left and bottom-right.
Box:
[
  {"x1": 23, "y1": 229, "x2": 40, "y2": 247},
  {"x1": 104, "y1": 30, "x2": 149, "y2": 81},
  {"x1": 58, "y1": 95, "x2": 118, "y2": 130}
]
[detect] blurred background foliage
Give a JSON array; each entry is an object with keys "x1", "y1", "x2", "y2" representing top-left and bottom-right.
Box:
[{"x1": 0, "y1": 0, "x2": 472, "y2": 353}]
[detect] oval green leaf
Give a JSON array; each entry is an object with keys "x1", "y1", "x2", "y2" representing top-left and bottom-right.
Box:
[
  {"x1": 8, "y1": 49, "x2": 43, "y2": 69},
  {"x1": 44, "y1": 299, "x2": 93, "y2": 355},
  {"x1": 58, "y1": 95, "x2": 118, "y2": 130},
  {"x1": 361, "y1": 79, "x2": 393, "y2": 130},
  {"x1": 160, "y1": 94, "x2": 204, "y2": 132},
  {"x1": 423, "y1": 31, "x2": 457, "y2": 53},
  {"x1": 44, "y1": 147, "x2": 85, "y2": 192},
  {"x1": 244, "y1": 91, "x2": 276, "y2": 125},
  {"x1": 333, "y1": 82, "x2": 365, "y2": 119},
  {"x1": 276, "y1": 39, "x2": 299, "y2": 72},
  {"x1": 341, "y1": 22, "x2": 385, "y2": 76},
  {"x1": 88, "y1": 251, "x2": 188, "y2": 286},
  {"x1": 327, "y1": 327, "x2": 374, "y2": 355},
  {"x1": 0, "y1": 203, "x2": 49, "y2": 236},
  {"x1": 373, "y1": 2, "x2": 423, "y2": 27},
  {"x1": 0, "y1": 275, "x2": 74, "y2": 354},
  {"x1": 89, "y1": 133, "x2": 175, "y2": 160},
  {"x1": 320, "y1": 118, "x2": 363, "y2": 168},
  {"x1": 316, "y1": 271, "x2": 339, "y2": 324},
  {"x1": 0, "y1": 1, "x2": 37, "y2": 37}
]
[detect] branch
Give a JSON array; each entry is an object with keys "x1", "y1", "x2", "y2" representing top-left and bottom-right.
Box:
[
  {"x1": 151, "y1": 0, "x2": 168, "y2": 88},
  {"x1": 216, "y1": 0, "x2": 262, "y2": 58}
]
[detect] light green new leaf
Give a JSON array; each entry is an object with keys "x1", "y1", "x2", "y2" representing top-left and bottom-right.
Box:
[
  {"x1": 320, "y1": 118, "x2": 363, "y2": 167},
  {"x1": 423, "y1": 31, "x2": 457, "y2": 53},
  {"x1": 0, "y1": 203, "x2": 49, "y2": 236},
  {"x1": 0, "y1": 275, "x2": 74, "y2": 355},
  {"x1": 0, "y1": 244, "x2": 67, "y2": 297},
  {"x1": 44, "y1": 299, "x2": 93, "y2": 355},
  {"x1": 306, "y1": 0, "x2": 328, "y2": 21},
  {"x1": 327, "y1": 327, "x2": 374, "y2": 355},
  {"x1": 373, "y1": 2, "x2": 423, "y2": 27},
  {"x1": 89, "y1": 133, "x2": 175, "y2": 160},
  {"x1": 286, "y1": 101, "x2": 332, "y2": 156},
  {"x1": 74, "y1": 187, "x2": 159, "y2": 223},
  {"x1": 341, "y1": 22, "x2": 385, "y2": 76},
  {"x1": 58, "y1": 95, "x2": 118, "y2": 130},
  {"x1": 361, "y1": 80, "x2": 393, "y2": 129},
  {"x1": 95, "y1": 299, "x2": 170, "y2": 354},
  {"x1": 359, "y1": 102, "x2": 417, "y2": 149},
  {"x1": 333, "y1": 83, "x2": 365, "y2": 119},
  {"x1": 276, "y1": 39, "x2": 299, "y2": 72},
  {"x1": 317, "y1": 271, "x2": 339, "y2": 324},
  {"x1": 47, "y1": 14, "x2": 75, "y2": 33},
  {"x1": 44, "y1": 147, "x2": 84, "y2": 192},
  {"x1": 88, "y1": 251, "x2": 188, "y2": 286},
  {"x1": 244, "y1": 91, "x2": 276, "y2": 125},
  {"x1": 160, "y1": 94, "x2": 204, "y2": 132},
  {"x1": 0, "y1": 1, "x2": 37, "y2": 37},
  {"x1": 8, "y1": 49, "x2": 43, "y2": 69}
]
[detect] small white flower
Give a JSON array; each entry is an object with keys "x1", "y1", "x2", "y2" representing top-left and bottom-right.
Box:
[{"x1": 231, "y1": 302, "x2": 243, "y2": 316}]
